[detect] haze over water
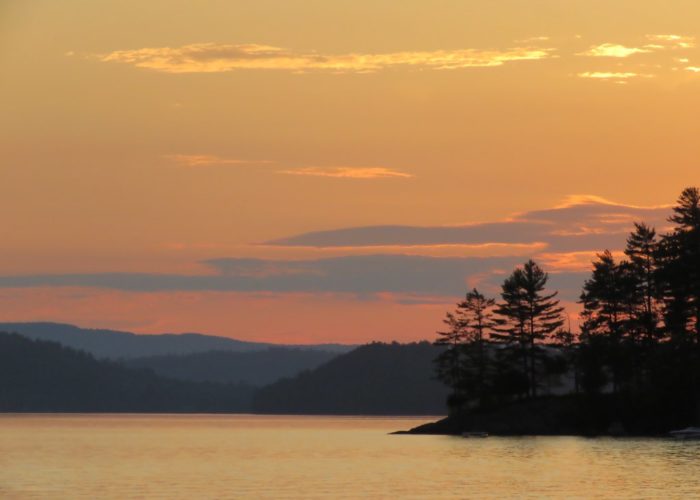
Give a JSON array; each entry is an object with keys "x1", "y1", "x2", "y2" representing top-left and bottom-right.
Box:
[{"x1": 2, "y1": 414, "x2": 699, "y2": 499}]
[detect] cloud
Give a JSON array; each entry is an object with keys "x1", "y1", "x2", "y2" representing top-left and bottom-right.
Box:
[
  {"x1": 646, "y1": 34, "x2": 695, "y2": 49},
  {"x1": 579, "y1": 35, "x2": 695, "y2": 58},
  {"x1": 577, "y1": 72, "x2": 650, "y2": 82},
  {"x1": 164, "y1": 154, "x2": 414, "y2": 179},
  {"x1": 0, "y1": 196, "x2": 660, "y2": 296},
  {"x1": 0, "y1": 255, "x2": 588, "y2": 303},
  {"x1": 279, "y1": 167, "x2": 413, "y2": 179},
  {"x1": 0, "y1": 196, "x2": 673, "y2": 305},
  {"x1": 552, "y1": 194, "x2": 668, "y2": 210},
  {"x1": 537, "y1": 250, "x2": 626, "y2": 273},
  {"x1": 517, "y1": 36, "x2": 551, "y2": 43},
  {"x1": 165, "y1": 154, "x2": 273, "y2": 167},
  {"x1": 575, "y1": 36, "x2": 696, "y2": 81},
  {"x1": 686, "y1": 66, "x2": 700, "y2": 73},
  {"x1": 95, "y1": 42, "x2": 555, "y2": 74},
  {"x1": 265, "y1": 195, "x2": 671, "y2": 250},
  {"x1": 165, "y1": 155, "x2": 411, "y2": 180},
  {"x1": 578, "y1": 43, "x2": 652, "y2": 58}
]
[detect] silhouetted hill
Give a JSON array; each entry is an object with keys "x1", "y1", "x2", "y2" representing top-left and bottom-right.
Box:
[
  {"x1": 0, "y1": 322, "x2": 354, "y2": 359},
  {"x1": 126, "y1": 348, "x2": 339, "y2": 386},
  {"x1": 252, "y1": 342, "x2": 449, "y2": 415},
  {"x1": 0, "y1": 332, "x2": 254, "y2": 412}
]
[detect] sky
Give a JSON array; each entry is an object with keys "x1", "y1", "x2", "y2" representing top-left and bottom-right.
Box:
[{"x1": 1, "y1": 0, "x2": 699, "y2": 343}]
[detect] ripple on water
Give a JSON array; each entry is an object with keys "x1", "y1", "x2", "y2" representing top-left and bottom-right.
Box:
[{"x1": 1, "y1": 415, "x2": 700, "y2": 499}]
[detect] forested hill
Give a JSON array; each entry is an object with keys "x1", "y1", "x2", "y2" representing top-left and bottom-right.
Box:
[
  {"x1": 0, "y1": 333, "x2": 449, "y2": 415},
  {"x1": 252, "y1": 342, "x2": 449, "y2": 415},
  {"x1": 126, "y1": 348, "x2": 338, "y2": 386},
  {"x1": 0, "y1": 322, "x2": 354, "y2": 359},
  {"x1": 0, "y1": 332, "x2": 254, "y2": 412}
]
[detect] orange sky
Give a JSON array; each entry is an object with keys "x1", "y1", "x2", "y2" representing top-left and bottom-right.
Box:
[{"x1": 1, "y1": 0, "x2": 699, "y2": 343}]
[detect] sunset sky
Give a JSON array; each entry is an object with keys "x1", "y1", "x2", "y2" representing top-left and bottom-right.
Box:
[{"x1": 2, "y1": 0, "x2": 699, "y2": 343}]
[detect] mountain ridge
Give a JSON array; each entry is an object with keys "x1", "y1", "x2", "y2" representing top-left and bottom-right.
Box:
[
  {"x1": 0, "y1": 332, "x2": 254, "y2": 412},
  {"x1": 0, "y1": 322, "x2": 355, "y2": 360}
]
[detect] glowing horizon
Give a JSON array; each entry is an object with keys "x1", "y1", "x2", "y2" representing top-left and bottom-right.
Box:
[{"x1": 2, "y1": 0, "x2": 699, "y2": 343}]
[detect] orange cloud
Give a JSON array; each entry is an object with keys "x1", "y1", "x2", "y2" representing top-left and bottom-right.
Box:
[
  {"x1": 96, "y1": 43, "x2": 555, "y2": 74},
  {"x1": 554, "y1": 194, "x2": 671, "y2": 210},
  {"x1": 279, "y1": 167, "x2": 413, "y2": 179},
  {"x1": 165, "y1": 154, "x2": 273, "y2": 167},
  {"x1": 538, "y1": 250, "x2": 626, "y2": 273}
]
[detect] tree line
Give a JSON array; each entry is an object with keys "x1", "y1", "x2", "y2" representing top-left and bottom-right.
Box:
[{"x1": 435, "y1": 187, "x2": 700, "y2": 428}]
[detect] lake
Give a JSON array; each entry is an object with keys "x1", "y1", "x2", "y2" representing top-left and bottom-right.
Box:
[{"x1": 1, "y1": 414, "x2": 700, "y2": 498}]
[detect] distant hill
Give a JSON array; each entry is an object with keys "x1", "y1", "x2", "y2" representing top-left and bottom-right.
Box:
[
  {"x1": 252, "y1": 342, "x2": 449, "y2": 415},
  {"x1": 0, "y1": 322, "x2": 354, "y2": 359},
  {"x1": 0, "y1": 332, "x2": 254, "y2": 412},
  {"x1": 126, "y1": 348, "x2": 339, "y2": 386}
]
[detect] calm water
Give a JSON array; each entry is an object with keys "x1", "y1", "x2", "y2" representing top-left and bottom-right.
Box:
[{"x1": 2, "y1": 414, "x2": 700, "y2": 499}]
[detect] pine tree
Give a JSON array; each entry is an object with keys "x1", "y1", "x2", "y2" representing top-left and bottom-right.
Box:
[
  {"x1": 494, "y1": 260, "x2": 564, "y2": 398},
  {"x1": 658, "y1": 187, "x2": 700, "y2": 341},
  {"x1": 434, "y1": 310, "x2": 468, "y2": 408},
  {"x1": 624, "y1": 223, "x2": 660, "y2": 342},
  {"x1": 456, "y1": 289, "x2": 496, "y2": 402},
  {"x1": 579, "y1": 250, "x2": 631, "y2": 392},
  {"x1": 580, "y1": 250, "x2": 626, "y2": 337},
  {"x1": 434, "y1": 289, "x2": 496, "y2": 409}
]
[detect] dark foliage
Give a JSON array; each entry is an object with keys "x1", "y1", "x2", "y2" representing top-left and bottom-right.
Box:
[
  {"x1": 493, "y1": 260, "x2": 564, "y2": 398},
  {"x1": 431, "y1": 187, "x2": 700, "y2": 434},
  {"x1": 434, "y1": 289, "x2": 496, "y2": 409}
]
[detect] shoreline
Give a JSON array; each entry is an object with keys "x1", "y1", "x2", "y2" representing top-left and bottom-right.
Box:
[{"x1": 391, "y1": 394, "x2": 696, "y2": 438}]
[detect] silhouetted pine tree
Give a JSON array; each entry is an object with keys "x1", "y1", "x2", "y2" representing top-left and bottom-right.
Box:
[
  {"x1": 658, "y1": 187, "x2": 700, "y2": 342},
  {"x1": 580, "y1": 251, "x2": 626, "y2": 337},
  {"x1": 434, "y1": 310, "x2": 468, "y2": 409},
  {"x1": 456, "y1": 289, "x2": 496, "y2": 403},
  {"x1": 494, "y1": 260, "x2": 564, "y2": 398},
  {"x1": 429, "y1": 187, "x2": 700, "y2": 431},
  {"x1": 434, "y1": 288, "x2": 497, "y2": 410},
  {"x1": 579, "y1": 250, "x2": 631, "y2": 393},
  {"x1": 624, "y1": 223, "x2": 660, "y2": 342}
]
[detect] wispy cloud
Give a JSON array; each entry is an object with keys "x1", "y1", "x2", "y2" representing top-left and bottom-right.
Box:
[
  {"x1": 577, "y1": 71, "x2": 650, "y2": 82},
  {"x1": 579, "y1": 35, "x2": 695, "y2": 59},
  {"x1": 96, "y1": 43, "x2": 555, "y2": 74},
  {"x1": 166, "y1": 154, "x2": 273, "y2": 167},
  {"x1": 554, "y1": 194, "x2": 670, "y2": 210},
  {"x1": 538, "y1": 250, "x2": 626, "y2": 273},
  {"x1": 279, "y1": 167, "x2": 413, "y2": 179},
  {"x1": 578, "y1": 43, "x2": 651, "y2": 58},
  {"x1": 266, "y1": 195, "x2": 671, "y2": 251},
  {"x1": 0, "y1": 197, "x2": 674, "y2": 303},
  {"x1": 516, "y1": 36, "x2": 551, "y2": 43},
  {"x1": 165, "y1": 155, "x2": 410, "y2": 180},
  {"x1": 646, "y1": 34, "x2": 695, "y2": 49}
]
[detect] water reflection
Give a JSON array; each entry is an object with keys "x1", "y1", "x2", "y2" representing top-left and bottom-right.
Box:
[{"x1": 1, "y1": 414, "x2": 700, "y2": 498}]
